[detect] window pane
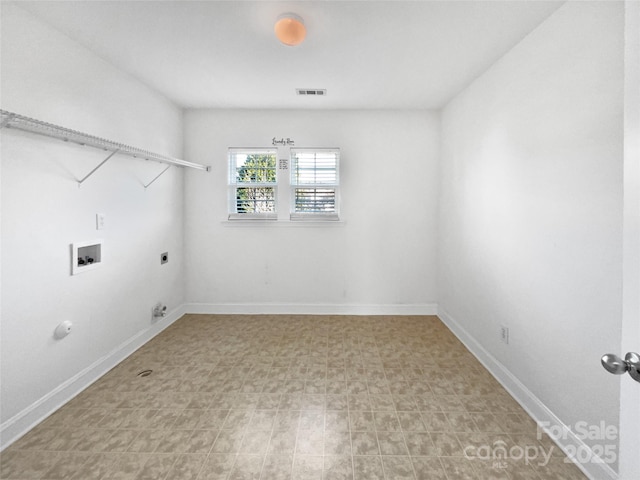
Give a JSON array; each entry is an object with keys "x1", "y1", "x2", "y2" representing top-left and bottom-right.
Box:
[
  {"x1": 236, "y1": 187, "x2": 276, "y2": 213},
  {"x1": 233, "y1": 152, "x2": 276, "y2": 184},
  {"x1": 292, "y1": 151, "x2": 338, "y2": 185},
  {"x1": 294, "y1": 188, "x2": 336, "y2": 213}
]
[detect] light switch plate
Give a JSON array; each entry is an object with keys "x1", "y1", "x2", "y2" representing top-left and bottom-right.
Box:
[
  {"x1": 96, "y1": 213, "x2": 106, "y2": 230},
  {"x1": 500, "y1": 325, "x2": 509, "y2": 344}
]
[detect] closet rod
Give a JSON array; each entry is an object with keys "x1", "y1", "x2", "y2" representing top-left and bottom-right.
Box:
[{"x1": 0, "y1": 109, "x2": 210, "y2": 172}]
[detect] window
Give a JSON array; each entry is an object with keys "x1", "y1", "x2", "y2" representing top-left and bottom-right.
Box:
[
  {"x1": 290, "y1": 148, "x2": 340, "y2": 220},
  {"x1": 228, "y1": 146, "x2": 340, "y2": 222},
  {"x1": 228, "y1": 148, "x2": 277, "y2": 220}
]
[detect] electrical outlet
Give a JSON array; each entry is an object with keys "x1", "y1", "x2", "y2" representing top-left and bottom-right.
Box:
[{"x1": 500, "y1": 325, "x2": 509, "y2": 344}]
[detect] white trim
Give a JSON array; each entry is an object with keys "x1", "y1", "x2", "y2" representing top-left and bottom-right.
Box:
[
  {"x1": 221, "y1": 220, "x2": 346, "y2": 227},
  {"x1": 185, "y1": 302, "x2": 438, "y2": 316},
  {"x1": 289, "y1": 213, "x2": 340, "y2": 222},
  {"x1": 619, "y1": 2, "x2": 640, "y2": 479},
  {"x1": 227, "y1": 213, "x2": 278, "y2": 221},
  {"x1": 437, "y1": 307, "x2": 618, "y2": 480},
  {"x1": 0, "y1": 304, "x2": 187, "y2": 452}
]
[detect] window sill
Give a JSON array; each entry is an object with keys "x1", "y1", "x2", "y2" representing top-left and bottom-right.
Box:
[{"x1": 222, "y1": 219, "x2": 345, "y2": 228}]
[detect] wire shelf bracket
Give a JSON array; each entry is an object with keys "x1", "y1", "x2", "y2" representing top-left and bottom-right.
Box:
[
  {"x1": 144, "y1": 165, "x2": 172, "y2": 190},
  {"x1": 78, "y1": 148, "x2": 120, "y2": 187},
  {"x1": 0, "y1": 110, "x2": 211, "y2": 182}
]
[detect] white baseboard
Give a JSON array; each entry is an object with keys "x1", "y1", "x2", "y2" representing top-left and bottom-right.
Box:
[
  {"x1": 0, "y1": 304, "x2": 187, "y2": 452},
  {"x1": 185, "y1": 302, "x2": 439, "y2": 316},
  {"x1": 437, "y1": 307, "x2": 618, "y2": 480}
]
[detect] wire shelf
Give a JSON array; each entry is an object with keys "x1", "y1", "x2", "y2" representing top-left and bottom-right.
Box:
[{"x1": 0, "y1": 109, "x2": 210, "y2": 172}]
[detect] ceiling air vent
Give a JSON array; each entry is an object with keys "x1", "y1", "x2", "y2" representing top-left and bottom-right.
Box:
[{"x1": 297, "y1": 88, "x2": 327, "y2": 96}]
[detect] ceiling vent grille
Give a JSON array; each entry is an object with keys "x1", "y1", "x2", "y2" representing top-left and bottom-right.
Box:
[{"x1": 297, "y1": 89, "x2": 327, "y2": 96}]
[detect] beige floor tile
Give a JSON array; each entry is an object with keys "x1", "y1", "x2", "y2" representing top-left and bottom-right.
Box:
[
  {"x1": 532, "y1": 455, "x2": 588, "y2": 480},
  {"x1": 373, "y1": 412, "x2": 402, "y2": 432},
  {"x1": 428, "y1": 432, "x2": 465, "y2": 456},
  {"x1": 269, "y1": 430, "x2": 298, "y2": 455},
  {"x1": 471, "y1": 458, "x2": 515, "y2": 479},
  {"x1": 165, "y1": 453, "x2": 207, "y2": 480},
  {"x1": 438, "y1": 456, "x2": 479, "y2": 480},
  {"x1": 411, "y1": 456, "x2": 447, "y2": 480},
  {"x1": 495, "y1": 458, "x2": 542, "y2": 480},
  {"x1": 239, "y1": 430, "x2": 271, "y2": 455},
  {"x1": 421, "y1": 412, "x2": 452, "y2": 432},
  {"x1": 0, "y1": 315, "x2": 587, "y2": 480},
  {"x1": 397, "y1": 412, "x2": 427, "y2": 432},
  {"x1": 211, "y1": 429, "x2": 244, "y2": 454},
  {"x1": 445, "y1": 411, "x2": 481, "y2": 433},
  {"x1": 325, "y1": 394, "x2": 348, "y2": 411},
  {"x1": 126, "y1": 429, "x2": 166, "y2": 453},
  {"x1": 8, "y1": 428, "x2": 58, "y2": 451},
  {"x1": 1, "y1": 451, "x2": 60, "y2": 478},
  {"x1": 69, "y1": 452, "x2": 118, "y2": 479},
  {"x1": 349, "y1": 411, "x2": 375, "y2": 432},
  {"x1": 381, "y1": 455, "x2": 416, "y2": 480},
  {"x1": 101, "y1": 452, "x2": 149, "y2": 479},
  {"x1": 353, "y1": 456, "x2": 384, "y2": 480},
  {"x1": 262, "y1": 454, "x2": 293, "y2": 480},
  {"x1": 324, "y1": 430, "x2": 352, "y2": 455},
  {"x1": 135, "y1": 453, "x2": 179, "y2": 480},
  {"x1": 185, "y1": 429, "x2": 219, "y2": 454},
  {"x1": 323, "y1": 455, "x2": 353, "y2": 480},
  {"x1": 228, "y1": 454, "x2": 264, "y2": 480},
  {"x1": 293, "y1": 455, "x2": 323, "y2": 480},
  {"x1": 296, "y1": 429, "x2": 324, "y2": 455},
  {"x1": 325, "y1": 411, "x2": 350, "y2": 432},
  {"x1": 102, "y1": 429, "x2": 139, "y2": 453},
  {"x1": 404, "y1": 432, "x2": 436, "y2": 457},
  {"x1": 42, "y1": 452, "x2": 91, "y2": 480},
  {"x1": 197, "y1": 453, "x2": 236, "y2": 480},
  {"x1": 155, "y1": 429, "x2": 192, "y2": 454},
  {"x1": 77, "y1": 428, "x2": 119, "y2": 452},
  {"x1": 377, "y1": 431, "x2": 409, "y2": 456},
  {"x1": 350, "y1": 431, "x2": 379, "y2": 456}
]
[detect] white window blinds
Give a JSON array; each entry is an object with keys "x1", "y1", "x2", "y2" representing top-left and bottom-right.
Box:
[{"x1": 290, "y1": 148, "x2": 340, "y2": 220}]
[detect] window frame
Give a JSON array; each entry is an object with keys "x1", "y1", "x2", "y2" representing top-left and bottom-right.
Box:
[
  {"x1": 226, "y1": 146, "x2": 341, "y2": 223},
  {"x1": 227, "y1": 147, "x2": 278, "y2": 220},
  {"x1": 289, "y1": 147, "x2": 340, "y2": 221}
]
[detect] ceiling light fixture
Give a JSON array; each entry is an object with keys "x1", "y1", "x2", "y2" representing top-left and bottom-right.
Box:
[{"x1": 274, "y1": 13, "x2": 306, "y2": 46}]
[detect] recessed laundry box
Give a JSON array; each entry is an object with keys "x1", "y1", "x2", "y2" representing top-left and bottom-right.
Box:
[{"x1": 71, "y1": 239, "x2": 103, "y2": 275}]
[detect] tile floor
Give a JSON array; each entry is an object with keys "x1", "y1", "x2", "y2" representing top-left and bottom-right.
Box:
[{"x1": 1, "y1": 314, "x2": 587, "y2": 479}]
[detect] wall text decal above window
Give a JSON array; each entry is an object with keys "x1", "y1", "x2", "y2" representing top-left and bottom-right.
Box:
[{"x1": 272, "y1": 137, "x2": 295, "y2": 146}]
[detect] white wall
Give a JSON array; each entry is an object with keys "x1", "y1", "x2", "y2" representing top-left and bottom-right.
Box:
[
  {"x1": 183, "y1": 109, "x2": 439, "y2": 313},
  {"x1": 438, "y1": 1, "x2": 623, "y2": 475},
  {"x1": 1, "y1": 2, "x2": 628, "y2": 476},
  {"x1": 0, "y1": 4, "x2": 185, "y2": 446}
]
